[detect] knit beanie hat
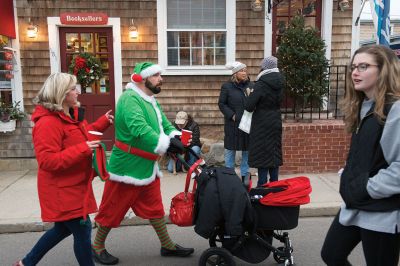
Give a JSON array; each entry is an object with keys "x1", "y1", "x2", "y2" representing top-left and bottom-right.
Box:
[
  {"x1": 225, "y1": 61, "x2": 247, "y2": 75},
  {"x1": 260, "y1": 56, "x2": 278, "y2": 71},
  {"x1": 131, "y1": 62, "x2": 162, "y2": 83}
]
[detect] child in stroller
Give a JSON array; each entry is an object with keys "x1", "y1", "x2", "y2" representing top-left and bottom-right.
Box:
[{"x1": 171, "y1": 151, "x2": 312, "y2": 266}]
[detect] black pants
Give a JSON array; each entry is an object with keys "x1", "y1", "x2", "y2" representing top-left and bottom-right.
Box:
[{"x1": 321, "y1": 212, "x2": 400, "y2": 266}]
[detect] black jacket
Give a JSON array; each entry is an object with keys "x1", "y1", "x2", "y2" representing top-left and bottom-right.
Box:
[
  {"x1": 194, "y1": 166, "x2": 254, "y2": 239},
  {"x1": 340, "y1": 103, "x2": 400, "y2": 211},
  {"x1": 218, "y1": 79, "x2": 254, "y2": 150},
  {"x1": 245, "y1": 72, "x2": 284, "y2": 168},
  {"x1": 173, "y1": 115, "x2": 201, "y2": 148}
]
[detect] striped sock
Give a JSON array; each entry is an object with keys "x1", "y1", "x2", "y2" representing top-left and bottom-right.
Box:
[
  {"x1": 150, "y1": 218, "x2": 176, "y2": 250},
  {"x1": 92, "y1": 224, "x2": 111, "y2": 254}
]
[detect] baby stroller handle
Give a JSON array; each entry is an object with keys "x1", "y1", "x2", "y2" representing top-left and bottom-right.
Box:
[
  {"x1": 175, "y1": 153, "x2": 192, "y2": 170},
  {"x1": 186, "y1": 147, "x2": 201, "y2": 160}
]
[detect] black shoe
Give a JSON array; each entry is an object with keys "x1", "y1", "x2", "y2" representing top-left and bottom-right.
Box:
[
  {"x1": 92, "y1": 248, "x2": 119, "y2": 265},
  {"x1": 160, "y1": 244, "x2": 194, "y2": 257}
]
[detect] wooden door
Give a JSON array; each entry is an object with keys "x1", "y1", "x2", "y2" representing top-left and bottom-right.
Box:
[
  {"x1": 272, "y1": 0, "x2": 322, "y2": 55},
  {"x1": 59, "y1": 27, "x2": 114, "y2": 149}
]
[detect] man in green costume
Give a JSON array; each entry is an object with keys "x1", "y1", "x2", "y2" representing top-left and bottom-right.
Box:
[{"x1": 92, "y1": 62, "x2": 194, "y2": 265}]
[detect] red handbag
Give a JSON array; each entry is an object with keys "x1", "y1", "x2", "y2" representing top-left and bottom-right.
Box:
[{"x1": 169, "y1": 159, "x2": 202, "y2": 227}]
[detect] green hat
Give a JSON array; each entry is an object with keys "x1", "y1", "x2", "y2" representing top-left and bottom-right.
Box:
[{"x1": 131, "y1": 62, "x2": 162, "y2": 82}]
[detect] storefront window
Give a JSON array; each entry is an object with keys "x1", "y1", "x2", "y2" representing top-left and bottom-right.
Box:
[
  {"x1": 166, "y1": 0, "x2": 227, "y2": 66},
  {"x1": 0, "y1": 35, "x2": 14, "y2": 105}
]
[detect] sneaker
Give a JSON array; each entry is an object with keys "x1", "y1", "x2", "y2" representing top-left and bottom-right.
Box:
[
  {"x1": 92, "y1": 248, "x2": 119, "y2": 265},
  {"x1": 160, "y1": 244, "x2": 194, "y2": 257}
]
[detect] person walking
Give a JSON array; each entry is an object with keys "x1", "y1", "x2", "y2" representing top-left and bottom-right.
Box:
[
  {"x1": 13, "y1": 73, "x2": 113, "y2": 266},
  {"x1": 218, "y1": 61, "x2": 254, "y2": 181},
  {"x1": 321, "y1": 45, "x2": 400, "y2": 266},
  {"x1": 244, "y1": 56, "x2": 284, "y2": 187},
  {"x1": 92, "y1": 62, "x2": 194, "y2": 265}
]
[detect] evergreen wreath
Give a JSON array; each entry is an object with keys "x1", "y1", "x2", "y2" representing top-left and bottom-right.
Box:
[{"x1": 68, "y1": 53, "x2": 103, "y2": 88}]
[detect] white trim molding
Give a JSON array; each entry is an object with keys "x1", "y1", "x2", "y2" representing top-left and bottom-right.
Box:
[
  {"x1": 9, "y1": 0, "x2": 24, "y2": 110},
  {"x1": 47, "y1": 17, "x2": 123, "y2": 104},
  {"x1": 322, "y1": 0, "x2": 333, "y2": 63},
  {"x1": 351, "y1": 0, "x2": 362, "y2": 57},
  {"x1": 264, "y1": 2, "x2": 273, "y2": 57}
]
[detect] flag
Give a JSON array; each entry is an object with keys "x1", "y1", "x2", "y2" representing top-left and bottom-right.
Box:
[{"x1": 369, "y1": 0, "x2": 391, "y2": 46}]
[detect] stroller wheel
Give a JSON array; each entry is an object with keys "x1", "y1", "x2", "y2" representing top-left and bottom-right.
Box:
[
  {"x1": 198, "y1": 247, "x2": 235, "y2": 266},
  {"x1": 273, "y1": 246, "x2": 292, "y2": 264}
]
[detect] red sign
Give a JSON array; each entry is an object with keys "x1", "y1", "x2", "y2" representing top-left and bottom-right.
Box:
[
  {"x1": 0, "y1": 0, "x2": 16, "y2": 38},
  {"x1": 60, "y1": 13, "x2": 108, "y2": 25}
]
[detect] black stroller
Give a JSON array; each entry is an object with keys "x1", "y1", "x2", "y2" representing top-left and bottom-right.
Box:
[{"x1": 173, "y1": 151, "x2": 311, "y2": 266}]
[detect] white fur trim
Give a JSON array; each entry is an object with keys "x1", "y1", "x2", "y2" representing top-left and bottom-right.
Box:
[
  {"x1": 140, "y1": 64, "x2": 162, "y2": 79},
  {"x1": 169, "y1": 130, "x2": 181, "y2": 138},
  {"x1": 109, "y1": 164, "x2": 163, "y2": 186},
  {"x1": 154, "y1": 133, "x2": 170, "y2": 155},
  {"x1": 126, "y1": 83, "x2": 155, "y2": 103}
]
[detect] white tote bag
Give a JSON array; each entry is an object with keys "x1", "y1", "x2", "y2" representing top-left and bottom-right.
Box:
[{"x1": 238, "y1": 111, "x2": 253, "y2": 134}]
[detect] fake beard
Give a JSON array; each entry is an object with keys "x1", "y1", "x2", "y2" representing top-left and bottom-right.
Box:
[{"x1": 145, "y1": 79, "x2": 162, "y2": 94}]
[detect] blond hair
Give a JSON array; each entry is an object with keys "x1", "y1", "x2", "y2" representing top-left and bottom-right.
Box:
[
  {"x1": 341, "y1": 45, "x2": 400, "y2": 133},
  {"x1": 33, "y1": 73, "x2": 77, "y2": 111}
]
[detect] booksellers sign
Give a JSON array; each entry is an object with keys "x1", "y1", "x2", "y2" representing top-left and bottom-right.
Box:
[{"x1": 60, "y1": 13, "x2": 108, "y2": 25}]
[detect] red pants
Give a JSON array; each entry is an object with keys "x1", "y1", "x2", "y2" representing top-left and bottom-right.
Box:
[{"x1": 95, "y1": 178, "x2": 165, "y2": 228}]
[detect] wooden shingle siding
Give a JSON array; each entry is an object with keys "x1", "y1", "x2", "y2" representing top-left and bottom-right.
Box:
[{"x1": 330, "y1": 0, "x2": 353, "y2": 66}]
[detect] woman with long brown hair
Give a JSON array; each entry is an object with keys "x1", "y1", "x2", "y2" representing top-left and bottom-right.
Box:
[{"x1": 321, "y1": 45, "x2": 400, "y2": 265}]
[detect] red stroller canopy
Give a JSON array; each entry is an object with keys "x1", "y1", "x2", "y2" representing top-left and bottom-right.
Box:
[{"x1": 260, "y1": 176, "x2": 312, "y2": 206}]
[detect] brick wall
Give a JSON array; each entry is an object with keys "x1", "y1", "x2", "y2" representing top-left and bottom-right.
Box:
[{"x1": 281, "y1": 120, "x2": 350, "y2": 174}]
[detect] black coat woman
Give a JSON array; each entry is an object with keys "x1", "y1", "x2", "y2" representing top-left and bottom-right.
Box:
[
  {"x1": 244, "y1": 56, "x2": 284, "y2": 186},
  {"x1": 218, "y1": 61, "x2": 254, "y2": 180}
]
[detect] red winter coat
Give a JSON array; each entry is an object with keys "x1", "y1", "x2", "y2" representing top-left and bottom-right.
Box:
[{"x1": 31, "y1": 105, "x2": 111, "y2": 222}]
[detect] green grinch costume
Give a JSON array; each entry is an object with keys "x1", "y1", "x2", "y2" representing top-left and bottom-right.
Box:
[
  {"x1": 107, "y1": 81, "x2": 179, "y2": 185},
  {"x1": 93, "y1": 62, "x2": 194, "y2": 265}
]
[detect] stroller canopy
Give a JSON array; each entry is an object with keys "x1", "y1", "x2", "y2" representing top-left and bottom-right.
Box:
[{"x1": 260, "y1": 176, "x2": 312, "y2": 206}]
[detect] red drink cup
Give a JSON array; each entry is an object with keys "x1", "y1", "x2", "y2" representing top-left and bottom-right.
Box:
[
  {"x1": 88, "y1": 130, "x2": 103, "y2": 141},
  {"x1": 181, "y1": 130, "x2": 192, "y2": 147}
]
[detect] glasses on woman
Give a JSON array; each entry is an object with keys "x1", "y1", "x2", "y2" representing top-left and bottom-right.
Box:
[{"x1": 350, "y1": 63, "x2": 379, "y2": 72}]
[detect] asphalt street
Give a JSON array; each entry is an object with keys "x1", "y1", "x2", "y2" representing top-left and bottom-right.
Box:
[{"x1": 0, "y1": 217, "x2": 365, "y2": 266}]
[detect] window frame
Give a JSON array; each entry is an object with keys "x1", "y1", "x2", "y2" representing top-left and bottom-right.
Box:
[{"x1": 157, "y1": 0, "x2": 235, "y2": 75}]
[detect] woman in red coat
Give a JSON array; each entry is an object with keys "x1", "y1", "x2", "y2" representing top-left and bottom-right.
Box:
[{"x1": 14, "y1": 73, "x2": 113, "y2": 266}]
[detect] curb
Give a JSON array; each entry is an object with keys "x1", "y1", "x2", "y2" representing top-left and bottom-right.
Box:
[{"x1": 0, "y1": 206, "x2": 340, "y2": 234}]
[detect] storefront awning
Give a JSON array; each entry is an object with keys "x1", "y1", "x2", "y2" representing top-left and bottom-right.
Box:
[{"x1": 0, "y1": 0, "x2": 16, "y2": 39}]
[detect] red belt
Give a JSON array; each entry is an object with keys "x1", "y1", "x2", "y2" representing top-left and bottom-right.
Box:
[{"x1": 114, "y1": 140, "x2": 159, "y2": 161}]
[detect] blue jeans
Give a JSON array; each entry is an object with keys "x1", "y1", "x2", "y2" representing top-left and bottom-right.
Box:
[
  {"x1": 22, "y1": 217, "x2": 94, "y2": 266},
  {"x1": 224, "y1": 149, "x2": 249, "y2": 177},
  {"x1": 167, "y1": 146, "x2": 201, "y2": 172},
  {"x1": 257, "y1": 167, "x2": 279, "y2": 187}
]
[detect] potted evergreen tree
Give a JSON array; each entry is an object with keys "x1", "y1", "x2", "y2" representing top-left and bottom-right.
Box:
[
  {"x1": 0, "y1": 101, "x2": 26, "y2": 132},
  {"x1": 277, "y1": 15, "x2": 329, "y2": 121}
]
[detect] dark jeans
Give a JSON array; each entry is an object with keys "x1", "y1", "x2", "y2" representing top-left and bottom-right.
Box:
[
  {"x1": 22, "y1": 217, "x2": 94, "y2": 266},
  {"x1": 321, "y1": 212, "x2": 400, "y2": 266},
  {"x1": 257, "y1": 167, "x2": 279, "y2": 187}
]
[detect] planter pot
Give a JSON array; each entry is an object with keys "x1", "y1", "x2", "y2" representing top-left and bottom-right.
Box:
[{"x1": 0, "y1": 120, "x2": 16, "y2": 133}]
